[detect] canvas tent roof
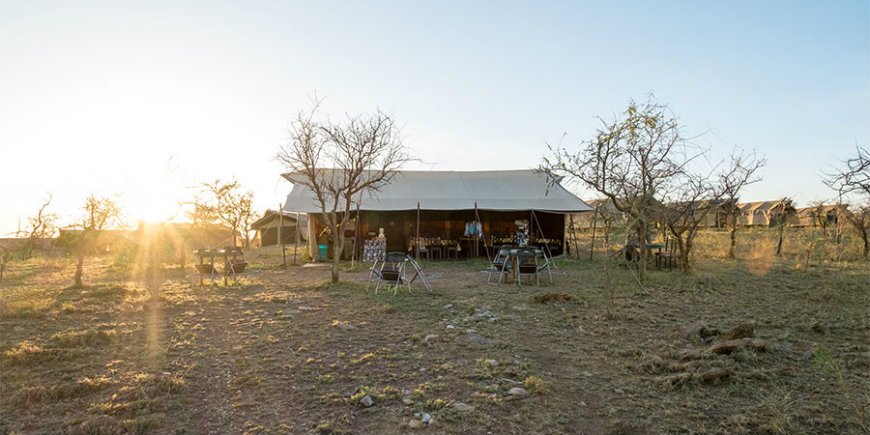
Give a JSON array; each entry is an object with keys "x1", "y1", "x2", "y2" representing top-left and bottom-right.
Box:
[
  {"x1": 282, "y1": 169, "x2": 592, "y2": 213},
  {"x1": 251, "y1": 209, "x2": 307, "y2": 230}
]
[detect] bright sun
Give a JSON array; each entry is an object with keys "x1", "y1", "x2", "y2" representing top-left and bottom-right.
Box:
[{"x1": 123, "y1": 180, "x2": 186, "y2": 225}]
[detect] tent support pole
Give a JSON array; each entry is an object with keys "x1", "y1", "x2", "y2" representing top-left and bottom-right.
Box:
[
  {"x1": 279, "y1": 204, "x2": 286, "y2": 266},
  {"x1": 532, "y1": 210, "x2": 556, "y2": 268},
  {"x1": 415, "y1": 202, "x2": 420, "y2": 260},
  {"x1": 474, "y1": 202, "x2": 490, "y2": 260},
  {"x1": 569, "y1": 213, "x2": 580, "y2": 259},
  {"x1": 351, "y1": 201, "x2": 361, "y2": 270},
  {"x1": 293, "y1": 212, "x2": 300, "y2": 265},
  {"x1": 589, "y1": 205, "x2": 599, "y2": 260}
]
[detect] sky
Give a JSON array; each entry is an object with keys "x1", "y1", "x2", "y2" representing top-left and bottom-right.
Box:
[{"x1": 1, "y1": 0, "x2": 868, "y2": 235}]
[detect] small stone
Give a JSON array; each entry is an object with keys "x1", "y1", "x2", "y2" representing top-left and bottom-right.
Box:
[
  {"x1": 442, "y1": 304, "x2": 453, "y2": 310},
  {"x1": 408, "y1": 419, "x2": 423, "y2": 429},
  {"x1": 722, "y1": 324, "x2": 754, "y2": 340},
  {"x1": 421, "y1": 413, "x2": 431, "y2": 424},
  {"x1": 452, "y1": 401, "x2": 475, "y2": 412},
  {"x1": 507, "y1": 387, "x2": 529, "y2": 397},
  {"x1": 359, "y1": 395, "x2": 374, "y2": 407},
  {"x1": 446, "y1": 325, "x2": 456, "y2": 330},
  {"x1": 484, "y1": 359, "x2": 498, "y2": 367},
  {"x1": 401, "y1": 396, "x2": 414, "y2": 405},
  {"x1": 423, "y1": 334, "x2": 439, "y2": 344},
  {"x1": 747, "y1": 338, "x2": 767, "y2": 352}
]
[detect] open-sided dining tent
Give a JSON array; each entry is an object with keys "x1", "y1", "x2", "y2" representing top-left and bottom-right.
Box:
[{"x1": 281, "y1": 169, "x2": 592, "y2": 259}]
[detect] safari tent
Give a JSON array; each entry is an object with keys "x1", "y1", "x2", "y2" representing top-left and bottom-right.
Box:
[
  {"x1": 251, "y1": 210, "x2": 308, "y2": 247},
  {"x1": 736, "y1": 200, "x2": 798, "y2": 227},
  {"x1": 794, "y1": 204, "x2": 846, "y2": 228},
  {"x1": 281, "y1": 169, "x2": 592, "y2": 259}
]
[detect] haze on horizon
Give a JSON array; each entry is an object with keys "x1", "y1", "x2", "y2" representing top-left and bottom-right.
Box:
[{"x1": 1, "y1": 0, "x2": 868, "y2": 235}]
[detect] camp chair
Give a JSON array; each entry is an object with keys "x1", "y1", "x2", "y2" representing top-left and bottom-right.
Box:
[
  {"x1": 487, "y1": 246, "x2": 514, "y2": 285},
  {"x1": 194, "y1": 249, "x2": 218, "y2": 286},
  {"x1": 515, "y1": 247, "x2": 538, "y2": 286},
  {"x1": 534, "y1": 247, "x2": 554, "y2": 284},
  {"x1": 222, "y1": 246, "x2": 249, "y2": 286},
  {"x1": 368, "y1": 251, "x2": 409, "y2": 294},
  {"x1": 518, "y1": 247, "x2": 554, "y2": 286},
  {"x1": 654, "y1": 238, "x2": 677, "y2": 271}
]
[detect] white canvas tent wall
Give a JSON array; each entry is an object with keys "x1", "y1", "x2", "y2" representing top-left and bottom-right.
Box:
[{"x1": 281, "y1": 169, "x2": 592, "y2": 259}]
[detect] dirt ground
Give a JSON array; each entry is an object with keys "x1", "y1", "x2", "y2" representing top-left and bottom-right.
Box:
[{"x1": 1, "y1": 238, "x2": 868, "y2": 434}]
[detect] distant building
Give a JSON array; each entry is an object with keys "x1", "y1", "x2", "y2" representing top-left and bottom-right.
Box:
[
  {"x1": 736, "y1": 200, "x2": 798, "y2": 227},
  {"x1": 251, "y1": 210, "x2": 308, "y2": 247},
  {"x1": 794, "y1": 204, "x2": 846, "y2": 228}
]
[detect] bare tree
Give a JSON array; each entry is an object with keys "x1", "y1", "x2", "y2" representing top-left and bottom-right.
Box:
[
  {"x1": 826, "y1": 146, "x2": 870, "y2": 257},
  {"x1": 278, "y1": 101, "x2": 410, "y2": 283},
  {"x1": 71, "y1": 195, "x2": 123, "y2": 288},
  {"x1": 595, "y1": 201, "x2": 623, "y2": 253},
  {"x1": 17, "y1": 193, "x2": 59, "y2": 258},
  {"x1": 826, "y1": 146, "x2": 870, "y2": 199},
  {"x1": 655, "y1": 173, "x2": 719, "y2": 272},
  {"x1": 717, "y1": 150, "x2": 766, "y2": 259},
  {"x1": 0, "y1": 248, "x2": 11, "y2": 282},
  {"x1": 843, "y1": 206, "x2": 870, "y2": 258},
  {"x1": 541, "y1": 97, "x2": 698, "y2": 282},
  {"x1": 196, "y1": 178, "x2": 256, "y2": 247}
]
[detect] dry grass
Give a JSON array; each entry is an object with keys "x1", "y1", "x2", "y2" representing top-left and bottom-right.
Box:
[{"x1": 0, "y1": 230, "x2": 867, "y2": 434}]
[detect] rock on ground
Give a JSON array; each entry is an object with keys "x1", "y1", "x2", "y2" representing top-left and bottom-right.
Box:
[
  {"x1": 507, "y1": 387, "x2": 530, "y2": 397},
  {"x1": 722, "y1": 324, "x2": 754, "y2": 340},
  {"x1": 452, "y1": 401, "x2": 475, "y2": 412}
]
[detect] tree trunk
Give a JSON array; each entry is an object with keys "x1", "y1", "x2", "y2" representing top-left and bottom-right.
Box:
[
  {"x1": 74, "y1": 254, "x2": 84, "y2": 288},
  {"x1": 863, "y1": 233, "x2": 869, "y2": 258},
  {"x1": 728, "y1": 213, "x2": 738, "y2": 259},
  {"x1": 636, "y1": 220, "x2": 647, "y2": 282},
  {"x1": 775, "y1": 221, "x2": 785, "y2": 257}
]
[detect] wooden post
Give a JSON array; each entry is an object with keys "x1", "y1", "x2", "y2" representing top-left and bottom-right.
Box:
[
  {"x1": 569, "y1": 213, "x2": 580, "y2": 258},
  {"x1": 474, "y1": 202, "x2": 490, "y2": 260},
  {"x1": 294, "y1": 212, "x2": 301, "y2": 265},
  {"x1": 279, "y1": 205, "x2": 286, "y2": 266},
  {"x1": 415, "y1": 202, "x2": 421, "y2": 260},
  {"x1": 352, "y1": 202, "x2": 361, "y2": 269},
  {"x1": 589, "y1": 205, "x2": 599, "y2": 260},
  {"x1": 531, "y1": 210, "x2": 556, "y2": 268}
]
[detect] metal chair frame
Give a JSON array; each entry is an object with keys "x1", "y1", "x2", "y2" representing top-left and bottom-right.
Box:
[{"x1": 487, "y1": 246, "x2": 514, "y2": 285}]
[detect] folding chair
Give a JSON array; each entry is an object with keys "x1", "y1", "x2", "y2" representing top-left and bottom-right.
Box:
[
  {"x1": 368, "y1": 251, "x2": 409, "y2": 294},
  {"x1": 487, "y1": 246, "x2": 514, "y2": 285},
  {"x1": 194, "y1": 249, "x2": 218, "y2": 287},
  {"x1": 222, "y1": 246, "x2": 248, "y2": 286},
  {"x1": 516, "y1": 248, "x2": 540, "y2": 286},
  {"x1": 534, "y1": 247, "x2": 554, "y2": 284}
]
